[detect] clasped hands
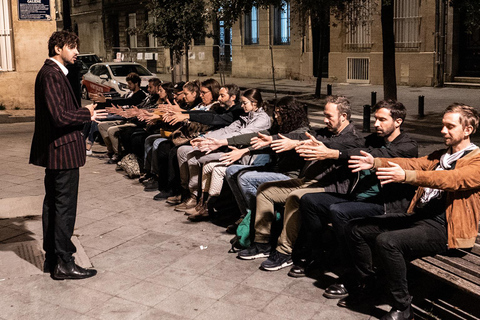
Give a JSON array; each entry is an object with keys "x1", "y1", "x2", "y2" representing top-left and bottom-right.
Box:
[{"x1": 348, "y1": 150, "x2": 405, "y2": 185}]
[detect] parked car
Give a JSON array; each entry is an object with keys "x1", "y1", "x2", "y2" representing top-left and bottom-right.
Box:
[
  {"x1": 77, "y1": 53, "x2": 102, "y2": 76},
  {"x1": 81, "y1": 62, "x2": 156, "y2": 99}
]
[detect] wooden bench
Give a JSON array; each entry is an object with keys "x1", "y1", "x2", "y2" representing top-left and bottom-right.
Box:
[{"x1": 410, "y1": 227, "x2": 480, "y2": 319}]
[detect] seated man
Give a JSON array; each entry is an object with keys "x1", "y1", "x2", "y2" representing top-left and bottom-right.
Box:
[
  {"x1": 342, "y1": 103, "x2": 480, "y2": 320},
  {"x1": 239, "y1": 100, "x2": 418, "y2": 274},
  {"x1": 292, "y1": 100, "x2": 418, "y2": 280},
  {"x1": 236, "y1": 96, "x2": 361, "y2": 265},
  {"x1": 94, "y1": 72, "x2": 147, "y2": 162}
]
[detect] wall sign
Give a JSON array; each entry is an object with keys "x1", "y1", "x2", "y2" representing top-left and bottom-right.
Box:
[{"x1": 18, "y1": 0, "x2": 51, "y2": 20}]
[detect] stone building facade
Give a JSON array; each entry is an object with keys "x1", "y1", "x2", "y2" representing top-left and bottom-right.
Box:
[{"x1": 0, "y1": 0, "x2": 56, "y2": 109}]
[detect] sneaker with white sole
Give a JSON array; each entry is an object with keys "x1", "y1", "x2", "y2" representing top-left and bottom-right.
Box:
[
  {"x1": 260, "y1": 250, "x2": 293, "y2": 271},
  {"x1": 237, "y1": 242, "x2": 271, "y2": 260}
]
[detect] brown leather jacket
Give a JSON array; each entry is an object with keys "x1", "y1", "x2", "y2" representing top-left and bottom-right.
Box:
[{"x1": 374, "y1": 148, "x2": 480, "y2": 249}]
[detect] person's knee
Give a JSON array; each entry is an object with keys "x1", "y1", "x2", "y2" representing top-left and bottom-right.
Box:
[
  {"x1": 375, "y1": 233, "x2": 401, "y2": 254},
  {"x1": 225, "y1": 165, "x2": 236, "y2": 179},
  {"x1": 330, "y1": 203, "x2": 350, "y2": 223},
  {"x1": 347, "y1": 222, "x2": 365, "y2": 243},
  {"x1": 298, "y1": 193, "x2": 316, "y2": 215}
]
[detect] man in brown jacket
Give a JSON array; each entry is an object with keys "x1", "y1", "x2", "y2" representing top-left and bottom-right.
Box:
[
  {"x1": 343, "y1": 103, "x2": 480, "y2": 320},
  {"x1": 30, "y1": 31, "x2": 103, "y2": 280}
]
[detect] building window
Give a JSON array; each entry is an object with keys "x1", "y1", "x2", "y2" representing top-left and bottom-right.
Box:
[
  {"x1": 345, "y1": 0, "x2": 372, "y2": 51},
  {"x1": 394, "y1": 0, "x2": 421, "y2": 49},
  {"x1": 0, "y1": 0, "x2": 14, "y2": 71},
  {"x1": 273, "y1": 1, "x2": 290, "y2": 45},
  {"x1": 147, "y1": 13, "x2": 157, "y2": 48},
  {"x1": 244, "y1": 6, "x2": 259, "y2": 45},
  {"x1": 128, "y1": 13, "x2": 137, "y2": 48}
]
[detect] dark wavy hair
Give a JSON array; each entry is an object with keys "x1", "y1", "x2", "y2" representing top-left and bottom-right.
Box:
[
  {"x1": 161, "y1": 82, "x2": 175, "y2": 103},
  {"x1": 222, "y1": 84, "x2": 240, "y2": 103},
  {"x1": 48, "y1": 31, "x2": 79, "y2": 57},
  {"x1": 126, "y1": 72, "x2": 141, "y2": 86},
  {"x1": 270, "y1": 96, "x2": 310, "y2": 134},
  {"x1": 373, "y1": 99, "x2": 407, "y2": 125}
]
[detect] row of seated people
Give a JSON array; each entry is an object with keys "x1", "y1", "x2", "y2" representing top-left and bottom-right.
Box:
[{"x1": 84, "y1": 76, "x2": 480, "y2": 320}]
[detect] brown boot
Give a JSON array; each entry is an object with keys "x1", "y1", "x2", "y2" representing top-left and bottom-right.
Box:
[
  {"x1": 187, "y1": 202, "x2": 209, "y2": 222},
  {"x1": 174, "y1": 195, "x2": 197, "y2": 212}
]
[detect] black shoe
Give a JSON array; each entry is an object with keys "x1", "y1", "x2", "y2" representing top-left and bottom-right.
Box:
[
  {"x1": 324, "y1": 283, "x2": 349, "y2": 299},
  {"x1": 288, "y1": 259, "x2": 308, "y2": 278},
  {"x1": 143, "y1": 179, "x2": 159, "y2": 192},
  {"x1": 153, "y1": 191, "x2": 171, "y2": 201},
  {"x1": 380, "y1": 305, "x2": 414, "y2": 320},
  {"x1": 237, "y1": 242, "x2": 271, "y2": 260},
  {"x1": 261, "y1": 250, "x2": 293, "y2": 271},
  {"x1": 52, "y1": 259, "x2": 97, "y2": 280}
]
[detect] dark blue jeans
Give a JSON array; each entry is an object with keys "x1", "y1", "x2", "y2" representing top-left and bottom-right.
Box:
[{"x1": 347, "y1": 214, "x2": 447, "y2": 310}]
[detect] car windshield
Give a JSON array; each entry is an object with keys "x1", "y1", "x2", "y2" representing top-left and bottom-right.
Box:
[
  {"x1": 109, "y1": 64, "x2": 152, "y2": 77},
  {"x1": 79, "y1": 55, "x2": 100, "y2": 65}
]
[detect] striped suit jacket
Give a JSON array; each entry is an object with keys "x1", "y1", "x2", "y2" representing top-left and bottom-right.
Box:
[{"x1": 29, "y1": 59, "x2": 92, "y2": 169}]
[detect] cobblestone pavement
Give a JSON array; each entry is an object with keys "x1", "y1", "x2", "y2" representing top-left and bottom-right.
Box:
[{"x1": 0, "y1": 122, "x2": 384, "y2": 319}]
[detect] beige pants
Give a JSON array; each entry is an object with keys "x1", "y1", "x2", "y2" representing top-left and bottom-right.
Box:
[{"x1": 254, "y1": 178, "x2": 325, "y2": 255}]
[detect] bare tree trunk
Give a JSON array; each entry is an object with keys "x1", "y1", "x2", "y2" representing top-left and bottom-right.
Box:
[
  {"x1": 170, "y1": 48, "x2": 175, "y2": 84},
  {"x1": 185, "y1": 44, "x2": 190, "y2": 82},
  {"x1": 381, "y1": 0, "x2": 397, "y2": 100}
]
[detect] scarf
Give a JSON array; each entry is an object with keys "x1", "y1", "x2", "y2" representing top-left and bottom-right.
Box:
[{"x1": 419, "y1": 143, "x2": 478, "y2": 205}]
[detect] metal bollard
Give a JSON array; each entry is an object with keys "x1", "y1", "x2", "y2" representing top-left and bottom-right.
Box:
[
  {"x1": 363, "y1": 104, "x2": 371, "y2": 132},
  {"x1": 418, "y1": 95, "x2": 425, "y2": 117},
  {"x1": 371, "y1": 91, "x2": 377, "y2": 109},
  {"x1": 327, "y1": 84, "x2": 332, "y2": 96}
]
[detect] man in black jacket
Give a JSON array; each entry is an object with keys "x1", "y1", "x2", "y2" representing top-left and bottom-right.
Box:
[{"x1": 288, "y1": 100, "x2": 417, "y2": 288}]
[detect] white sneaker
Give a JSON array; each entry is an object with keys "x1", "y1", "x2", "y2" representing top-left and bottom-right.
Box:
[{"x1": 86, "y1": 149, "x2": 93, "y2": 156}]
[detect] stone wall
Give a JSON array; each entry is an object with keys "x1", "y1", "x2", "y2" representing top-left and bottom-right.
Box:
[{"x1": 0, "y1": 0, "x2": 56, "y2": 110}]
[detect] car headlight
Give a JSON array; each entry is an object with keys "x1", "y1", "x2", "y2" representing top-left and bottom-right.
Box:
[{"x1": 118, "y1": 82, "x2": 128, "y2": 91}]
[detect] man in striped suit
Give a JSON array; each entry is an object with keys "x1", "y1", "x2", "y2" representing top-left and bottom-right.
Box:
[{"x1": 30, "y1": 31, "x2": 101, "y2": 280}]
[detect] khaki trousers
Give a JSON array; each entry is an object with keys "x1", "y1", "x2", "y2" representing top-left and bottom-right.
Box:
[{"x1": 254, "y1": 178, "x2": 325, "y2": 255}]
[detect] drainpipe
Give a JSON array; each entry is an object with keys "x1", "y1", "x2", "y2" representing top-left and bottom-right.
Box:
[{"x1": 435, "y1": 0, "x2": 446, "y2": 87}]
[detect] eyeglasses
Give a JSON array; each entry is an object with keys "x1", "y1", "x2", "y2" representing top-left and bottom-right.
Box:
[{"x1": 200, "y1": 90, "x2": 211, "y2": 95}]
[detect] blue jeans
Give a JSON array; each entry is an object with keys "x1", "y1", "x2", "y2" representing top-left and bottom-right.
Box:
[
  {"x1": 225, "y1": 165, "x2": 290, "y2": 216},
  {"x1": 143, "y1": 134, "x2": 164, "y2": 172}
]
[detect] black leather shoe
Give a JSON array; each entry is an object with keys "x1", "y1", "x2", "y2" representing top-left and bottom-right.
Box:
[
  {"x1": 380, "y1": 305, "x2": 414, "y2": 320},
  {"x1": 288, "y1": 259, "x2": 307, "y2": 278},
  {"x1": 153, "y1": 191, "x2": 171, "y2": 201},
  {"x1": 52, "y1": 260, "x2": 97, "y2": 280},
  {"x1": 324, "y1": 283, "x2": 349, "y2": 299}
]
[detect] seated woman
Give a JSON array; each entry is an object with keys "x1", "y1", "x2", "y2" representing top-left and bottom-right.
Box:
[
  {"x1": 174, "y1": 88, "x2": 271, "y2": 215},
  {"x1": 192, "y1": 96, "x2": 310, "y2": 226}
]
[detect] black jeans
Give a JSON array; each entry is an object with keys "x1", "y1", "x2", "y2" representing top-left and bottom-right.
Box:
[
  {"x1": 347, "y1": 214, "x2": 447, "y2": 310},
  {"x1": 43, "y1": 168, "x2": 79, "y2": 263},
  {"x1": 297, "y1": 192, "x2": 384, "y2": 263}
]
